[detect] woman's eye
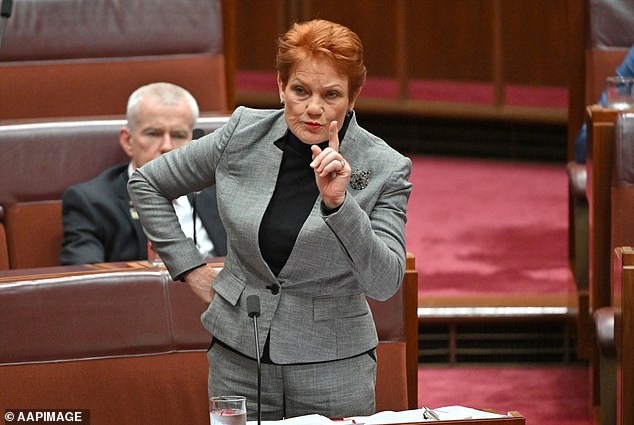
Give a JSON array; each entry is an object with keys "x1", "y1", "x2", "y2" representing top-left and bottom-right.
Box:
[
  {"x1": 293, "y1": 86, "x2": 306, "y2": 95},
  {"x1": 326, "y1": 91, "x2": 340, "y2": 99}
]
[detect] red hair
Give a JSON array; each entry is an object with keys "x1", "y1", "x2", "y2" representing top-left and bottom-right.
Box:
[{"x1": 276, "y1": 19, "x2": 367, "y2": 100}]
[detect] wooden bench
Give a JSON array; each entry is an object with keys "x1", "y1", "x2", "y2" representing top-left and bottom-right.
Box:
[
  {"x1": 586, "y1": 110, "x2": 634, "y2": 423},
  {"x1": 573, "y1": 104, "x2": 634, "y2": 363},
  {"x1": 585, "y1": 106, "x2": 621, "y2": 421},
  {"x1": 0, "y1": 255, "x2": 419, "y2": 417},
  {"x1": 566, "y1": 0, "x2": 634, "y2": 360},
  {"x1": 0, "y1": 116, "x2": 230, "y2": 270}
]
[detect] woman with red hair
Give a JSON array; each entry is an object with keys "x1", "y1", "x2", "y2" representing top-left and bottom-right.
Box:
[{"x1": 129, "y1": 19, "x2": 412, "y2": 420}]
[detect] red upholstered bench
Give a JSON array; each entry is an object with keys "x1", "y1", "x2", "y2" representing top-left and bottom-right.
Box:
[
  {"x1": 0, "y1": 255, "x2": 418, "y2": 418},
  {"x1": 0, "y1": 0, "x2": 234, "y2": 120},
  {"x1": 0, "y1": 268, "x2": 212, "y2": 425},
  {"x1": 0, "y1": 116, "x2": 229, "y2": 270}
]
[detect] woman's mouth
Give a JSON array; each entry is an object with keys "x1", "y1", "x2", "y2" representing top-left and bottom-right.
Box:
[{"x1": 305, "y1": 122, "x2": 322, "y2": 130}]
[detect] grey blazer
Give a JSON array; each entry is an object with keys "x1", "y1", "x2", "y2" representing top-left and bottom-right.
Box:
[{"x1": 128, "y1": 106, "x2": 412, "y2": 364}]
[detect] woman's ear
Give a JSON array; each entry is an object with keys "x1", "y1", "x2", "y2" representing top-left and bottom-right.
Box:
[
  {"x1": 349, "y1": 88, "x2": 361, "y2": 111},
  {"x1": 277, "y1": 73, "x2": 286, "y2": 104}
]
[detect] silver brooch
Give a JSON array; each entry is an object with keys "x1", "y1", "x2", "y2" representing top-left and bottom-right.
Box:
[{"x1": 350, "y1": 168, "x2": 370, "y2": 190}]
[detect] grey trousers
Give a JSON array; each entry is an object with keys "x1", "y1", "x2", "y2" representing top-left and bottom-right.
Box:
[{"x1": 207, "y1": 341, "x2": 376, "y2": 420}]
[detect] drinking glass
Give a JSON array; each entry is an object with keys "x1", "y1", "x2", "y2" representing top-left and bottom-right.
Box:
[
  {"x1": 209, "y1": 396, "x2": 247, "y2": 425},
  {"x1": 605, "y1": 76, "x2": 634, "y2": 110}
]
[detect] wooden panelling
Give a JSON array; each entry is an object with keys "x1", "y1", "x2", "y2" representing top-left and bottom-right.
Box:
[
  {"x1": 566, "y1": 0, "x2": 586, "y2": 158},
  {"x1": 235, "y1": 0, "x2": 285, "y2": 71},
  {"x1": 233, "y1": 0, "x2": 570, "y2": 124},
  {"x1": 406, "y1": 0, "x2": 494, "y2": 82},
  {"x1": 300, "y1": 0, "x2": 400, "y2": 78},
  {"x1": 501, "y1": 0, "x2": 569, "y2": 86}
]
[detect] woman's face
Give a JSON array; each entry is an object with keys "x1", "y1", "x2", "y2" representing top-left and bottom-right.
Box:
[{"x1": 278, "y1": 57, "x2": 357, "y2": 145}]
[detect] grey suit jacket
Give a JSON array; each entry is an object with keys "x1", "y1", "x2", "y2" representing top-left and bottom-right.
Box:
[{"x1": 128, "y1": 106, "x2": 412, "y2": 364}]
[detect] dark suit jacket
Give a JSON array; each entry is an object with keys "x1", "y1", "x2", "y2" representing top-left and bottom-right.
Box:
[{"x1": 60, "y1": 163, "x2": 226, "y2": 265}]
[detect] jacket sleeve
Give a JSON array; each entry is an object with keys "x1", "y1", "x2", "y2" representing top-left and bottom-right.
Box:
[
  {"x1": 322, "y1": 154, "x2": 412, "y2": 301},
  {"x1": 60, "y1": 186, "x2": 106, "y2": 265},
  {"x1": 127, "y1": 110, "x2": 240, "y2": 279}
]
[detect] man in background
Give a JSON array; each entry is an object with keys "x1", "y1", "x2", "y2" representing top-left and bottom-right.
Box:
[
  {"x1": 574, "y1": 44, "x2": 634, "y2": 163},
  {"x1": 60, "y1": 82, "x2": 226, "y2": 265}
]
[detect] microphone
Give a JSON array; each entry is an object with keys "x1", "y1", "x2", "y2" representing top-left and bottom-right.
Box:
[
  {"x1": 0, "y1": 0, "x2": 14, "y2": 50},
  {"x1": 0, "y1": 0, "x2": 13, "y2": 18},
  {"x1": 247, "y1": 295, "x2": 262, "y2": 425},
  {"x1": 192, "y1": 128, "x2": 205, "y2": 139}
]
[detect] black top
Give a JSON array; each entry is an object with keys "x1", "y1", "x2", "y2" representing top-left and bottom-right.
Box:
[{"x1": 258, "y1": 113, "x2": 352, "y2": 276}]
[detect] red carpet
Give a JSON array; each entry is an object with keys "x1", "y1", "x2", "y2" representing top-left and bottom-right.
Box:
[
  {"x1": 419, "y1": 365, "x2": 591, "y2": 425},
  {"x1": 404, "y1": 155, "x2": 574, "y2": 301}
]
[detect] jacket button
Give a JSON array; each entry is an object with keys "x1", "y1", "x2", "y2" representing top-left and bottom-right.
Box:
[{"x1": 266, "y1": 284, "x2": 280, "y2": 295}]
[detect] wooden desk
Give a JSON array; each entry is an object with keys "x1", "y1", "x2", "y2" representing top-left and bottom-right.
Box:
[{"x1": 357, "y1": 414, "x2": 525, "y2": 425}]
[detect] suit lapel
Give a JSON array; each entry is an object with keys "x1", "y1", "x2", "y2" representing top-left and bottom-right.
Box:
[
  {"x1": 216, "y1": 110, "x2": 287, "y2": 280},
  {"x1": 195, "y1": 186, "x2": 228, "y2": 256},
  {"x1": 115, "y1": 168, "x2": 147, "y2": 257}
]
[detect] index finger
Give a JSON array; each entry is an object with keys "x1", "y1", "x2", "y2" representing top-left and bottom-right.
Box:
[{"x1": 328, "y1": 121, "x2": 339, "y2": 152}]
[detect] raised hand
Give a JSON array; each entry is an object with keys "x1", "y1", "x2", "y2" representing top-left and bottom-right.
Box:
[{"x1": 310, "y1": 121, "x2": 350, "y2": 209}]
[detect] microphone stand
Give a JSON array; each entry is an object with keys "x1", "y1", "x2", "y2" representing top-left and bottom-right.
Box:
[
  {"x1": 247, "y1": 295, "x2": 262, "y2": 425},
  {"x1": 253, "y1": 312, "x2": 261, "y2": 425}
]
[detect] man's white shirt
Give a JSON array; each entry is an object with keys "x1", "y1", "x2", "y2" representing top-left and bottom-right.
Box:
[{"x1": 128, "y1": 163, "x2": 215, "y2": 257}]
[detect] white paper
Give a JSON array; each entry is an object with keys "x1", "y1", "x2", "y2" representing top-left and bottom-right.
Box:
[
  {"x1": 245, "y1": 406, "x2": 507, "y2": 425},
  {"x1": 347, "y1": 406, "x2": 507, "y2": 423},
  {"x1": 346, "y1": 409, "x2": 426, "y2": 424},
  {"x1": 430, "y1": 406, "x2": 507, "y2": 420},
  {"x1": 246, "y1": 414, "x2": 352, "y2": 425}
]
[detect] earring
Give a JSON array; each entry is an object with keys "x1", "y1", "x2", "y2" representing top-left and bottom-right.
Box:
[{"x1": 280, "y1": 99, "x2": 285, "y2": 106}]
